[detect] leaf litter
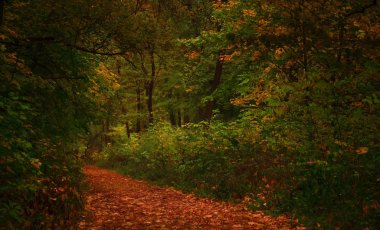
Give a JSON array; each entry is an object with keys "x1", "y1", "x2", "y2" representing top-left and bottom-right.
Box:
[{"x1": 79, "y1": 165, "x2": 305, "y2": 229}]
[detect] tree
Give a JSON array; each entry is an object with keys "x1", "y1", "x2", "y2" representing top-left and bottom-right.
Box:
[{"x1": 0, "y1": 0, "x2": 139, "y2": 227}]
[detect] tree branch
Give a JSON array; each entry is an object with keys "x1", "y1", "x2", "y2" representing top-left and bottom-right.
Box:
[
  {"x1": 1, "y1": 36, "x2": 128, "y2": 56},
  {"x1": 123, "y1": 56, "x2": 139, "y2": 70},
  {"x1": 0, "y1": 0, "x2": 4, "y2": 27},
  {"x1": 63, "y1": 43, "x2": 127, "y2": 56},
  {"x1": 346, "y1": 0, "x2": 378, "y2": 17}
]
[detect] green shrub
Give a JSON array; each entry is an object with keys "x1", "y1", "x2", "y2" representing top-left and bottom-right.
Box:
[
  {"x1": 0, "y1": 145, "x2": 85, "y2": 229},
  {"x1": 98, "y1": 117, "x2": 379, "y2": 229}
]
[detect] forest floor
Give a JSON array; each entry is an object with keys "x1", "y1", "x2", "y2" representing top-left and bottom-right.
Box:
[{"x1": 79, "y1": 165, "x2": 305, "y2": 229}]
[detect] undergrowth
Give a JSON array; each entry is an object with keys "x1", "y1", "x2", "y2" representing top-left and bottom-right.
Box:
[{"x1": 96, "y1": 121, "x2": 379, "y2": 229}]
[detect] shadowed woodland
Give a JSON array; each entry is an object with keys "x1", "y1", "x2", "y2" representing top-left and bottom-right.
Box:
[{"x1": 0, "y1": 0, "x2": 379, "y2": 229}]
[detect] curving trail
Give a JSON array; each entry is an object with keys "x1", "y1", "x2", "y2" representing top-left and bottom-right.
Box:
[{"x1": 79, "y1": 165, "x2": 304, "y2": 229}]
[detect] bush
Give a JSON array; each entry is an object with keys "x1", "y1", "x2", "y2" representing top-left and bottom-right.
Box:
[
  {"x1": 98, "y1": 117, "x2": 379, "y2": 229},
  {"x1": 0, "y1": 144, "x2": 85, "y2": 229}
]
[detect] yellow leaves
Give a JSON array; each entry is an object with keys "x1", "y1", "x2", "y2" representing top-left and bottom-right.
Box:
[
  {"x1": 91, "y1": 63, "x2": 122, "y2": 102},
  {"x1": 89, "y1": 78, "x2": 101, "y2": 95},
  {"x1": 357, "y1": 30, "x2": 366, "y2": 39},
  {"x1": 31, "y1": 158, "x2": 42, "y2": 170},
  {"x1": 343, "y1": 5, "x2": 352, "y2": 11},
  {"x1": 274, "y1": 47, "x2": 285, "y2": 60},
  {"x1": 353, "y1": 20, "x2": 361, "y2": 28},
  {"x1": 112, "y1": 82, "x2": 121, "y2": 90},
  {"x1": 351, "y1": 101, "x2": 365, "y2": 109},
  {"x1": 261, "y1": 65, "x2": 273, "y2": 78},
  {"x1": 226, "y1": 0, "x2": 239, "y2": 8},
  {"x1": 96, "y1": 63, "x2": 118, "y2": 82},
  {"x1": 334, "y1": 140, "x2": 348, "y2": 147}
]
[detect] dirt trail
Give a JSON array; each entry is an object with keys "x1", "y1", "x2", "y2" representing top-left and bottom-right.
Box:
[{"x1": 79, "y1": 165, "x2": 303, "y2": 229}]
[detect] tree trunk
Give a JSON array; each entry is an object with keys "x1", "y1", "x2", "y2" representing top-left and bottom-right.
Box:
[
  {"x1": 136, "y1": 85, "x2": 142, "y2": 133},
  {"x1": 146, "y1": 49, "x2": 155, "y2": 125},
  {"x1": 146, "y1": 81, "x2": 154, "y2": 124},
  {"x1": 203, "y1": 50, "x2": 223, "y2": 120},
  {"x1": 103, "y1": 100, "x2": 112, "y2": 144},
  {"x1": 103, "y1": 120, "x2": 110, "y2": 145},
  {"x1": 121, "y1": 106, "x2": 130, "y2": 138},
  {"x1": 177, "y1": 110, "x2": 182, "y2": 127},
  {"x1": 126, "y1": 121, "x2": 131, "y2": 139},
  {"x1": 169, "y1": 110, "x2": 176, "y2": 126},
  {"x1": 0, "y1": 0, "x2": 4, "y2": 27},
  {"x1": 184, "y1": 111, "x2": 190, "y2": 124}
]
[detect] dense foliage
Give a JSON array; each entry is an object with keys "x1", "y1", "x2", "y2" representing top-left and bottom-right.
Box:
[
  {"x1": 95, "y1": 0, "x2": 380, "y2": 229},
  {"x1": 0, "y1": 0, "x2": 133, "y2": 228},
  {"x1": 1, "y1": 0, "x2": 379, "y2": 229}
]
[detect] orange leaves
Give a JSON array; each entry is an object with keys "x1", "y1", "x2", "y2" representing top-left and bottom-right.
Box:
[
  {"x1": 243, "y1": 9, "x2": 256, "y2": 17},
  {"x1": 252, "y1": 51, "x2": 261, "y2": 60},
  {"x1": 212, "y1": 0, "x2": 224, "y2": 9},
  {"x1": 257, "y1": 19, "x2": 269, "y2": 27},
  {"x1": 213, "y1": 0, "x2": 239, "y2": 10},
  {"x1": 274, "y1": 26, "x2": 291, "y2": 36},
  {"x1": 363, "y1": 202, "x2": 379, "y2": 216},
  {"x1": 231, "y1": 85, "x2": 271, "y2": 106},
  {"x1": 219, "y1": 51, "x2": 241, "y2": 63},
  {"x1": 274, "y1": 47, "x2": 285, "y2": 60},
  {"x1": 5, "y1": 53, "x2": 33, "y2": 76},
  {"x1": 230, "y1": 97, "x2": 249, "y2": 106},
  {"x1": 186, "y1": 50, "x2": 200, "y2": 60},
  {"x1": 231, "y1": 66, "x2": 274, "y2": 107},
  {"x1": 80, "y1": 165, "x2": 298, "y2": 229},
  {"x1": 355, "y1": 147, "x2": 369, "y2": 155}
]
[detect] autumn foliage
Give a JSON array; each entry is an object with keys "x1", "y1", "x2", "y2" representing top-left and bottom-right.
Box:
[{"x1": 1, "y1": 0, "x2": 379, "y2": 229}]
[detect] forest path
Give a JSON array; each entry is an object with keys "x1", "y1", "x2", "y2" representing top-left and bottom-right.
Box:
[{"x1": 79, "y1": 165, "x2": 302, "y2": 229}]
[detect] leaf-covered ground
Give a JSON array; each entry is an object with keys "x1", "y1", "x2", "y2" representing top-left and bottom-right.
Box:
[{"x1": 79, "y1": 165, "x2": 305, "y2": 229}]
